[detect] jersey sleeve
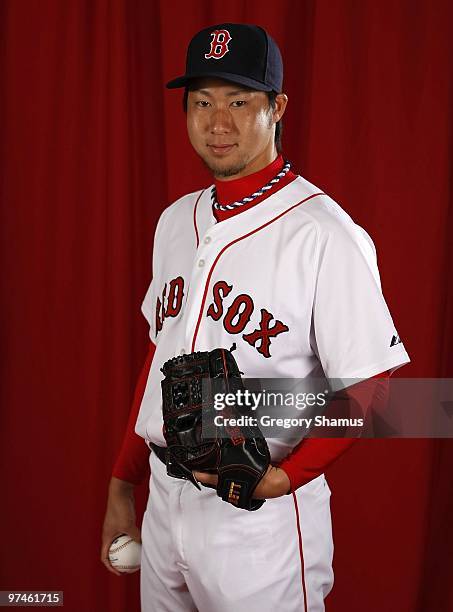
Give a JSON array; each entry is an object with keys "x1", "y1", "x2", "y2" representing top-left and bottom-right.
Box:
[
  {"x1": 141, "y1": 280, "x2": 156, "y2": 342},
  {"x1": 310, "y1": 215, "x2": 410, "y2": 389}
]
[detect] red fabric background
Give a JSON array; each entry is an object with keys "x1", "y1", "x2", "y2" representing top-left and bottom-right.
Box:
[{"x1": 1, "y1": 1, "x2": 452, "y2": 611}]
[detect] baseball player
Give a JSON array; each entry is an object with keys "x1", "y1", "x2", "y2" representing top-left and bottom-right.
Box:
[{"x1": 101, "y1": 23, "x2": 410, "y2": 611}]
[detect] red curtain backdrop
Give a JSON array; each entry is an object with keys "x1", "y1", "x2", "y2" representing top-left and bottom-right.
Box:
[{"x1": 1, "y1": 1, "x2": 452, "y2": 611}]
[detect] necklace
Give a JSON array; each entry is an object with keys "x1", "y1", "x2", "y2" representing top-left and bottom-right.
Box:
[{"x1": 211, "y1": 160, "x2": 292, "y2": 211}]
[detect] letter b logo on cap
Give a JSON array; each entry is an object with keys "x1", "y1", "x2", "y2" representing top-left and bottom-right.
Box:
[{"x1": 204, "y1": 29, "x2": 232, "y2": 60}]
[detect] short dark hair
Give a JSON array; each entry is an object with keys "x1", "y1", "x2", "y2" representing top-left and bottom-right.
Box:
[{"x1": 182, "y1": 87, "x2": 283, "y2": 154}]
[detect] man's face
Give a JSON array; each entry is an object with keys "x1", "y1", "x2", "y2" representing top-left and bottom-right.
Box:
[{"x1": 186, "y1": 77, "x2": 283, "y2": 179}]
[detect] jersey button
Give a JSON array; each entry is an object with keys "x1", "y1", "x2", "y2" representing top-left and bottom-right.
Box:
[
  {"x1": 198, "y1": 259, "x2": 205, "y2": 267},
  {"x1": 180, "y1": 348, "x2": 186, "y2": 355},
  {"x1": 204, "y1": 236, "x2": 211, "y2": 244}
]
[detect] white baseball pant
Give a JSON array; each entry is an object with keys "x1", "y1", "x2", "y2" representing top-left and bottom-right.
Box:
[{"x1": 140, "y1": 451, "x2": 334, "y2": 612}]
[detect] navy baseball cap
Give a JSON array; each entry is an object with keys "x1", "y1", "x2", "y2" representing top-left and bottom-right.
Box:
[{"x1": 166, "y1": 23, "x2": 283, "y2": 93}]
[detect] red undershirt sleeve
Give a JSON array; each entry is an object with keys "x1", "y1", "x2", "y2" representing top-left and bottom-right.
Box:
[
  {"x1": 111, "y1": 342, "x2": 156, "y2": 485},
  {"x1": 277, "y1": 370, "x2": 390, "y2": 492}
]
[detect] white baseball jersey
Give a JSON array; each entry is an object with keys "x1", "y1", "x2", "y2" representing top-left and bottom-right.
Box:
[{"x1": 135, "y1": 174, "x2": 410, "y2": 457}]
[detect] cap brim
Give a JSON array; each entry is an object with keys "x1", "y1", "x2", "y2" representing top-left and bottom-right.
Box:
[{"x1": 166, "y1": 71, "x2": 274, "y2": 91}]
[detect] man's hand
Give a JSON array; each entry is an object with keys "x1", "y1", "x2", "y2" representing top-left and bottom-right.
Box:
[
  {"x1": 193, "y1": 465, "x2": 291, "y2": 499},
  {"x1": 100, "y1": 477, "x2": 141, "y2": 576}
]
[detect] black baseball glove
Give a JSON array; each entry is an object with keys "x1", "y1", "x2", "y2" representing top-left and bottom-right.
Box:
[{"x1": 160, "y1": 345, "x2": 270, "y2": 511}]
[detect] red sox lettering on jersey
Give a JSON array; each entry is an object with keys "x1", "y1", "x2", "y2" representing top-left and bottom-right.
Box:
[
  {"x1": 156, "y1": 276, "x2": 289, "y2": 357},
  {"x1": 155, "y1": 276, "x2": 184, "y2": 334},
  {"x1": 204, "y1": 29, "x2": 232, "y2": 60}
]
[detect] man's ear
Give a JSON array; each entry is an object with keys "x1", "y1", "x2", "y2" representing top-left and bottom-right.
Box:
[{"x1": 273, "y1": 93, "x2": 288, "y2": 123}]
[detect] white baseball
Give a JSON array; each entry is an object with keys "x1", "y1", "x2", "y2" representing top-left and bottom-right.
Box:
[{"x1": 108, "y1": 534, "x2": 142, "y2": 573}]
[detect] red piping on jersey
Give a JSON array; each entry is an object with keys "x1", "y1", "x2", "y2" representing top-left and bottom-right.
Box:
[
  {"x1": 293, "y1": 493, "x2": 308, "y2": 612},
  {"x1": 193, "y1": 190, "x2": 205, "y2": 248},
  {"x1": 190, "y1": 192, "x2": 325, "y2": 352}
]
